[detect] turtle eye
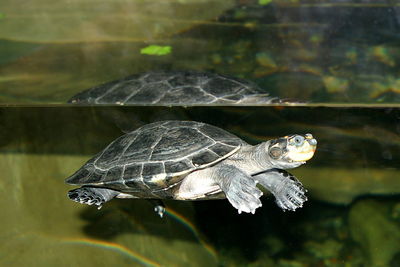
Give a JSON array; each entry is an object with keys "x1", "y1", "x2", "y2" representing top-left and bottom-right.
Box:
[
  {"x1": 269, "y1": 147, "x2": 283, "y2": 159},
  {"x1": 293, "y1": 135, "x2": 304, "y2": 146}
]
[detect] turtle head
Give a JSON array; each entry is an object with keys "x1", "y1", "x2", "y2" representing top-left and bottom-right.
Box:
[{"x1": 266, "y1": 134, "x2": 317, "y2": 169}]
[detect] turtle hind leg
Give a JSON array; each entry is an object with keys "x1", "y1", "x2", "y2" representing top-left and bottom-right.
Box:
[
  {"x1": 215, "y1": 165, "x2": 263, "y2": 214},
  {"x1": 68, "y1": 187, "x2": 119, "y2": 209}
]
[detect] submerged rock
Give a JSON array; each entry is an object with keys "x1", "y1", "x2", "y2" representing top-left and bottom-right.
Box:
[
  {"x1": 295, "y1": 168, "x2": 400, "y2": 204},
  {"x1": 305, "y1": 239, "x2": 343, "y2": 261},
  {"x1": 348, "y1": 199, "x2": 400, "y2": 267}
]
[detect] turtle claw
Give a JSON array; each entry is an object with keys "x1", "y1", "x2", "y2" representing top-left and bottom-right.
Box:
[
  {"x1": 254, "y1": 169, "x2": 308, "y2": 212},
  {"x1": 68, "y1": 189, "x2": 104, "y2": 207},
  {"x1": 67, "y1": 187, "x2": 118, "y2": 209},
  {"x1": 273, "y1": 174, "x2": 307, "y2": 211},
  {"x1": 276, "y1": 188, "x2": 307, "y2": 211},
  {"x1": 217, "y1": 167, "x2": 263, "y2": 214},
  {"x1": 226, "y1": 184, "x2": 263, "y2": 214}
]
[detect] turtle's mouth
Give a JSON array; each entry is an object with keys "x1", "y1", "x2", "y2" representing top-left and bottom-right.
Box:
[{"x1": 287, "y1": 149, "x2": 316, "y2": 162}]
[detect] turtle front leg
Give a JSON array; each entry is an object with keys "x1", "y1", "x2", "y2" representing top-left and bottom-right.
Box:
[
  {"x1": 215, "y1": 165, "x2": 263, "y2": 214},
  {"x1": 253, "y1": 169, "x2": 307, "y2": 211},
  {"x1": 68, "y1": 187, "x2": 119, "y2": 209}
]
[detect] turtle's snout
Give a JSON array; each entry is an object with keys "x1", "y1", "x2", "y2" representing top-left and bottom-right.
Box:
[
  {"x1": 308, "y1": 138, "x2": 317, "y2": 146},
  {"x1": 305, "y1": 133, "x2": 317, "y2": 147}
]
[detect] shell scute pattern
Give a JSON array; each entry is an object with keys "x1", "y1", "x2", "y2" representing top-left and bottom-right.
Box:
[
  {"x1": 66, "y1": 167, "x2": 91, "y2": 185},
  {"x1": 142, "y1": 72, "x2": 171, "y2": 83},
  {"x1": 123, "y1": 164, "x2": 142, "y2": 182},
  {"x1": 94, "y1": 131, "x2": 137, "y2": 167},
  {"x1": 125, "y1": 178, "x2": 148, "y2": 191},
  {"x1": 121, "y1": 128, "x2": 165, "y2": 161},
  {"x1": 202, "y1": 76, "x2": 243, "y2": 96},
  {"x1": 68, "y1": 71, "x2": 271, "y2": 105},
  {"x1": 191, "y1": 150, "x2": 221, "y2": 167},
  {"x1": 150, "y1": 127, "x2": 213, "y2": 160},
  {"x1": 167, "y1": 73, "x2": 201, "y2": 87},
  {"x1": 161, "y1": 86, "x2": 215, "y2": 104},
  {"x1": 83, "y1": 169, "x2": 105, "y2": 184},
  {"x1": 161, "y1": 120, "x2": 197, "y2": 128},
  {"x1": 102, "y1": 166, "x2": 123, "y2": 183},
  {"x1": 164, "y1": 159, "x2": 193, "y2": 174},
  {"x1": 208, "y1": 143, "x2": 237, "y2": 156},
  {"x1": 142, "y1": 162, "x2": 164, "y2": 178},
  {"x1": 222, "y1": 94, "x2": 243, "y2": 101},
  {"x1": 198, "y1": 124, "x2": 243, "y2": 143},
  {"x1": 127, "y1": 83, "x2": 170, "y2": 103},
  {"x1": 97, "y1": 80, "x2": 142, "y2": 103},
  {"x1": 66, "y1": 121, "x2": 243, "y2": 193}
]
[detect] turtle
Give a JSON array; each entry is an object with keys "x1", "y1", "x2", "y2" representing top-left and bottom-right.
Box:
[
  {"x1": 68, "y1": 71, "x2": 282, "y2": 105},
  {"x1": 65, "y1": 121, "x2": 317, "y2": 216}
]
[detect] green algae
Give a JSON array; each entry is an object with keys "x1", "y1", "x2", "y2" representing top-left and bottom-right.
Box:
[
  {"x1": 258, "y1": 0, "x2": 272, "y2": 5},
  {"x1": 140, "y1": 45, "x2": 172, "y2": 56}
]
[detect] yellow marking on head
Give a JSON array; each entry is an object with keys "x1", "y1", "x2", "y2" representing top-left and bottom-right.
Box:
[
  {"x1": 288, "y1": 150, "x2": 316, "y2": 162},
  {"x1": 287, "y1": 138, "x2": 317, "y2": 162}
]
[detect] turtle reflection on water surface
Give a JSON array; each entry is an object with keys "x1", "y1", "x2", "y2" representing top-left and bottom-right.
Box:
[
  {"x1": 66, "y1": 121, "x2": 317, "y2": 216},
  {"x1": 68, "y1": 71, "x2": 282, "y2": 105}
]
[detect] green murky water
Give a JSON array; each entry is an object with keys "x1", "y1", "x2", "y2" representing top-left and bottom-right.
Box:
[
  {"x1": 1, "y1": 107, "x2": 399, "y2": 266},
  {"x1": 1, "y1": 0, "x2": 400, "y2": 266}
]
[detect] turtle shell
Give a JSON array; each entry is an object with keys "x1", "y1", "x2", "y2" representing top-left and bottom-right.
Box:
[
  {"x1": 65, "y1": 121, "x2": 244, "y2": 196},
  {"x1": 68, "y1": 71, "x2": 274, "y2": 105}
]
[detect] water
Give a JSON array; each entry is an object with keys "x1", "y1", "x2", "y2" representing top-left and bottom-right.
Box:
[
  {"x1": 1, "y1": 1, "x2": 400, "y2": 267},
  {"x1": 1, "y1": 106, "x2": 399, "y2": 266}
]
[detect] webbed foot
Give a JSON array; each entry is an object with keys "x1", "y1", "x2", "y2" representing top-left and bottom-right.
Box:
[
  {"x1": 68, "y1": 187, "x2": 119, "y2": 209},
  {"x1": 254, "y1": 169, "x2": 307, "y2": 211},
  {"x1": 216, "y1": 165, "x2": 263, "y2": 214}
]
